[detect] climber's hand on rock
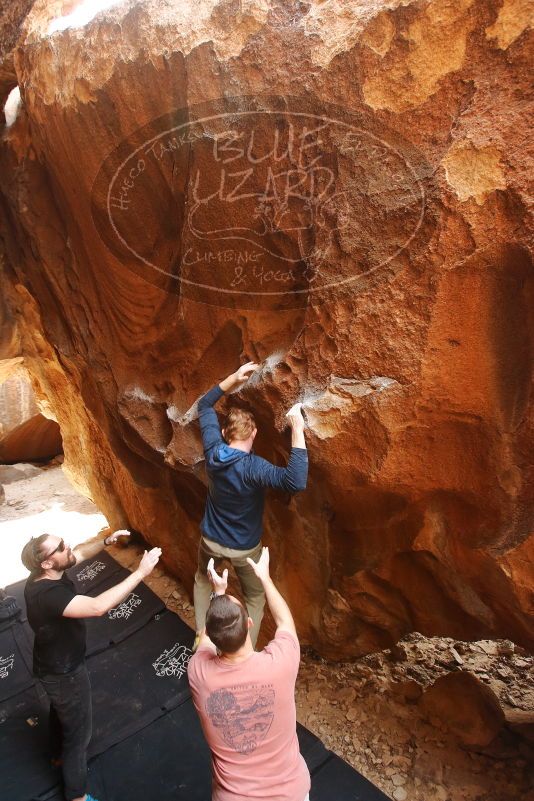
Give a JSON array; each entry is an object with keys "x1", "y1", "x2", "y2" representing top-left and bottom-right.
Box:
[
  {"x1": 219, "y1": 362, "x2": 259, "y2": 393},
  {"x1": 207, "y1": 558, "x2": 228, "y2": 596},
  {"x1": 138, "y1": 547, "x2": 162, "y2": 579},
  {"x1": 286, "y1": 403, "x2": 306, "y2": 434},
  {"x1": 105, "y1": 529, "x2": 130, "y2": 545},
  {"x1": 234, "y1": 362, "x2": 259, "y2": 384}
]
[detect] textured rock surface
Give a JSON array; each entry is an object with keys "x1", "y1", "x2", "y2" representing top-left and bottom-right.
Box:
[
  {"x1": 0, "y1": 371, "x2": 37, "y2": 434},
  {"x1": 0, "y1": 0, "x2": 532, "y2": 656}
]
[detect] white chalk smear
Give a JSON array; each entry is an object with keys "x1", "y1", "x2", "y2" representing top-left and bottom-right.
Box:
[
  {"x1": 4, "y1": 87, "x2": 21, "y2": 127},
  {"x1": 286, "y1": 402, "x2": 303, "y2": 417},
  {"x1": 299, "y1": 387, "x2": 325, "y2": 410},
  {"x1": 48, "y1": 0, "x2": 123, "y2": 34},
  {"x1": 167, "y1": 401, "x2": 199, "y2": 426},
  {"x1": 125, "y1": 387, "x2": 154, "y2": 403},
  {"x1": 246, "y1": 351, "x2": 286, "y2": 387},
  {"x1": 263, "y1": 351, "x2": 285, "y2": 373}
]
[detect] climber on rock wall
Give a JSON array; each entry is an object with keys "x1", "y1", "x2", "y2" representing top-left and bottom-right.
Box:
[{"x1": 193, "y1": 361, "x2": 308, "y2": 649}]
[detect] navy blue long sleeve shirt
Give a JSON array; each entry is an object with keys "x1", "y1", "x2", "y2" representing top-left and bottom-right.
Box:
[{"x1": 198, "y1": 384, "x2": 308, "y2": 549}]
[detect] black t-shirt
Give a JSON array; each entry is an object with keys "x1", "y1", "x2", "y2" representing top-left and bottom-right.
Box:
[{"x1": 24, "y1": 573, "x2": 86, "y2": 677}]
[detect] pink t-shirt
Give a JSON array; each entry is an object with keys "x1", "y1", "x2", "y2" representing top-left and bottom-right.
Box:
[{"x1": 188, "y1": 630, "x2": 311, "y2": 801}]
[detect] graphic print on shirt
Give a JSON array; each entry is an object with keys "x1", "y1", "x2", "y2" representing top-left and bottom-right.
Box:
[
  {"x1": 152, "y1": 643, "x2": 191, "y2": 678},
  {"x1": 206, "y1": 683, "x2": 275, "y2": 754},
  {"x1": 108, "y1": 592, "x2": 142, "y2": 620},
  {"x1": 0, "y1": 653, "x2": 15, "y2": 679},
  {"x1": 76, "y1": 561, "x2": 106, "y2": 582}
]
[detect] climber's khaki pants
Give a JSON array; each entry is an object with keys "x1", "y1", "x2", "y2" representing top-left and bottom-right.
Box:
[{"x1": 193, "y1": 536, "x2": 265, "y2": 647}]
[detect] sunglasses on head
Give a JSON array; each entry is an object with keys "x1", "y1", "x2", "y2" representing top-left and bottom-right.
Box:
[{"x1": 45, "y1": 539, "x2": 66, "y2": 559}]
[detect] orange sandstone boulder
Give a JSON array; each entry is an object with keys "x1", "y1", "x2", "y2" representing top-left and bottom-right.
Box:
[
  {"x1": 0, "y1": 0, "x2": 532, "y2": 656},
  {"x1": 0, "y1": 413, "x2": 62, "y2": 463}
]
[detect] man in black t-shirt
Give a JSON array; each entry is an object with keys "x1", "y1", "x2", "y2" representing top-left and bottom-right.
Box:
[{"x1": 22, "y1": 531, "x2": 162, "y2": 801}]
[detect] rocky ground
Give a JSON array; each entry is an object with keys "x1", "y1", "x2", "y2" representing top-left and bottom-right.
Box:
[{"x1": 1, "y1": 463, "x2": 533, "y2": 801}]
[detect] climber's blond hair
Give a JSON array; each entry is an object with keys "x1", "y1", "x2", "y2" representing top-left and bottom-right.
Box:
[{"x1": 223, "y1": 408, "x2": 256, "y2": 443}]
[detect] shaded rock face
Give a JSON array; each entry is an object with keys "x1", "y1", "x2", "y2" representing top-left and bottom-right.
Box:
[
  {"x1": 0, "y1": 412, "x2": 63, "y2": 463},
  {"x1": 0, "y1": 371, "x2": 62, "y2": 462},
  {"x1": 0, "y1": 0, "x2": 532, "y2": 656}
]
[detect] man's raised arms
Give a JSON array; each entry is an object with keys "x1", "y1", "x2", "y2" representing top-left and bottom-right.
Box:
[{"x1": 63, "y1": 548, "x2": 161, "y2": 619}]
